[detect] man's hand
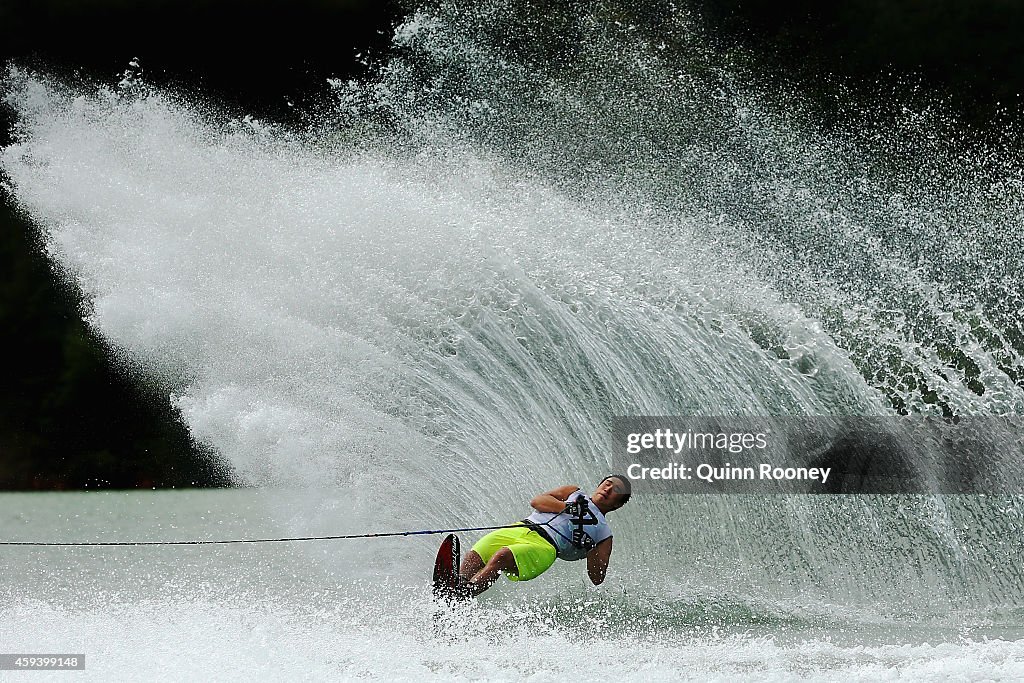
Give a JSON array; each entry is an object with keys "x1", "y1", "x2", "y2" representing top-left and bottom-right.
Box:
[
  {"x1": 530, "y1": 485, "x2": 580, "y2": 513},
  {"x1": 562, "y1": 496, "x2": 590, "y2": 519},
  {"x1": 587, "y1": 537, "x2": 613, "y2": 585}
]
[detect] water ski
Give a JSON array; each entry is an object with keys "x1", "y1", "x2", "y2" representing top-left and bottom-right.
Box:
[{"x1": 432, "y1": 533, "x2": 464, "y2": 601}]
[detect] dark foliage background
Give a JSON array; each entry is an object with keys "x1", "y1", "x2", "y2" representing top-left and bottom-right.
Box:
[
  {"x1": 701, "y1": 0, "x2": 1024, "y2": 134},
  {"x1": 0, "y1": 0, "x2": 1019, "y2": 489}
]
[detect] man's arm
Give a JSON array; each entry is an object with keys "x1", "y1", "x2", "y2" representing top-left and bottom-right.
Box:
[
  {"x1": 586, "y1": 537, "x2": 613, "y2": 585},
  {"x1": 530, "y1": 485, "x2": 580, "y2": 513}
]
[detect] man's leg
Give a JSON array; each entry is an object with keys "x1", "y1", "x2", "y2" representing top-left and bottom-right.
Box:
[
  {"x1": 464, "y1": 547, "x2": 519, "y2": 597},
  {"x1": 459, "y1": 550, "x2": 485, "y2": 582}
]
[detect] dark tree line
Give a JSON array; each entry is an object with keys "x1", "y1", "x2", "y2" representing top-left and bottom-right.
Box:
[
  {"x1": 701, "y1": 0, "x2": 1024, "y2": 135},
  {"x1": 0, "y1": 207, "x2": 232, "y2": 488},
  {"x1": 0, "y1": 0, "x2": 1019, "y2": 489}
]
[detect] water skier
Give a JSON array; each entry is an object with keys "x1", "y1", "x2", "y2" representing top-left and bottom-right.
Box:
[{"x1": 457, "y1": 475, "x2": 631, "y2": 596}]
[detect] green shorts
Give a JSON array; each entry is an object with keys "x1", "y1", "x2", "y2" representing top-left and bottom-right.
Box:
[{"x1": 471, "y1": 524, "x2": 557, "y2": 581}]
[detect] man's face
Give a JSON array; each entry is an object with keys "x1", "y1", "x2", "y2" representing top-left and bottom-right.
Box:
[{"x1": 591, "y1": 477, "x2": 626, "y2": 509}]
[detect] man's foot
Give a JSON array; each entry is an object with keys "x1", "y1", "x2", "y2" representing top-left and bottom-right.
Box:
[{"x1": 452, "y1": 578, "x2": 474, "y2": 601}]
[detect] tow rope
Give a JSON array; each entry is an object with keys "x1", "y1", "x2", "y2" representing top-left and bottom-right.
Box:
[{"x1": 0, "y1": 523, "x2": 529, "y2": 547}]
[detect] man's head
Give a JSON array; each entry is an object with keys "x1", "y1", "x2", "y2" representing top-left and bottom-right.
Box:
[{"x1": 591, "y1": 474, "x2": 632, "y2": 513}]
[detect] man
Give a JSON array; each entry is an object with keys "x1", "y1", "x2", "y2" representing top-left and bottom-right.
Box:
[{"x1": 458, "y1": 475, "x2": 631, "y2": 596}]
